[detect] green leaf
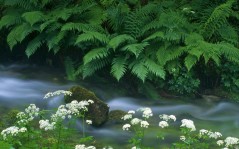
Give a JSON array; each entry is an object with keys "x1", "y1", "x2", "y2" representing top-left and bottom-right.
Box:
[
  {"x1": 83, "y1": 47, "x2": 108, "y2": 64},
  {"x1": 61, "y1": 22, "x2": 87, "y2": 32},
  {"x1": 184, "y1": 55, "x2": 198, "y2": 71},
  {"x1": 22, "y1": 11, "x2": 44, "y2": 26},
  {"x1": 143, "y1": 31, "x2": 164, "y2": 41},
  {"x1": 111, "y1": 56, "x2": 127, "y2": 81},
  {"x1": 0, "y1": 14, "x2": 21, "y2": 29},
  {"x1": 25, "y1": 36, "x2": 43, "y2": 57},
  {"x1": 144, "y1": 58, "x2": 165, "y2": 79},
  {"x1": 122, "y1": 42, "x2": 149, "y2": 58},
  {"x1": 108, "y1": 34, "x2": 135, "y2": 50},
  {"x1": 131, "y1": 61, "x2": 148, "y2": 82},
  {"x1": 75, "y1": 31, "x2": 109, "y2": 45}
]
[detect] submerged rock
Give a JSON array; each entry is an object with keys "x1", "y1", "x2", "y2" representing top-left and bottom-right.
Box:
[
  {"x1": 65, "y1": 86, "x2": 109, "y2": 126},
  {"x1": 108, "y1": 110, "x2": 127, "y2": 124}
]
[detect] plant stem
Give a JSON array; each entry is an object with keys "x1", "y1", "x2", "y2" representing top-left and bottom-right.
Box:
[{"x1": 56, "y1": 123, "x2": 62, "y2": 149}]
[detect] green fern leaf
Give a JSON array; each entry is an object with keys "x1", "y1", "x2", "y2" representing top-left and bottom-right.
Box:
[
  {"x1": 82, "y1": 59, "x2": 109, "y2": 78},
  {"x1": 144, "y1": 58, "x2": 165, "y2": 79},
  {"x1": 61, "y1": 22, "x2": 87, "y2": 32},
  {"x1": 108, "y1": 34, "x2": 135, "y2": 50},
  {"x1": 83, "y1": 47, "x2": 108, "y2": 64},
  {"x1": 143, "y1": 31, "x2": 164, "y2": 42},
  {"x1": 184, "y1": 55, "x2": 198, "y2": 71},
  {"x1": 111, "y1": 56, "x2": 127, "y2": 81},
  {"x1": 47, "y1": 31, "x2": 66, "y2": 51},
  {"x1": 130, "y1": 61, "x2": 148, "y2": 82},
  {"x1": 40, "y1": 20, "x2": 55, "y2": 32},
  {"x1": 25, "y1": 36, "x2": 43, "y2": 57},
  {"x1": 122, "y1": 42, "x2": 149, "y2": 58},
  {"x1": 7, "y1": 23, "x2": 33, "y2": 49},
  {"x1": 0, "y1": 14, "x2": 21, "y2": 29},
  {"x1": 75, "y1": 31, "x2": 109, "y2": 45},
  {"x1": 22, "y1": 11, "x2": 45, "y2": 26}
]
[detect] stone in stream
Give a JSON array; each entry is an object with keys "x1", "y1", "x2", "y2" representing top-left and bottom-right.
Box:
[
  {"x1": 108, "y1": 110, "x2": 127, "y2": 124},
  {"x1": 65, "y1": 86, "x2": 109, "y2": 127}
]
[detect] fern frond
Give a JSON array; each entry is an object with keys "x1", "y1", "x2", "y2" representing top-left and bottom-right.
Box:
[
  {"x1": 122, "y1": 42, "x2": 149, "y2": 58},
  {"x1": 61, "y1": 22, "x2": 87, "y2": 32},
  {"x1": 130, "y1": 60, "x2": 148, "y2": 82},
  {"x1": 75, "y1": 31, "x2": 109, "y2": 45},
  {"x1": 40, "y1": 20, "x2": 55, "y2": 32},
  {"x1": 143, "y1": 31, "x2": 164, "y2": 42},
  {"x1": 25, "y1": 35, "x2": 44, "y2": 57},
  {"x1": 111, "y1": 56, "x2": 127, "y2": 81},
  {"x1": 83, "y1": 47, "x2": 109, "y2": 64},
  {"x1": 108, "y1": 34, "x2": 135, "y2": 50},
  {"x1": 201, "y1": 0, "x2": 235, "y2": 39},
  {"x1": 7, "y1": 23, "x2": 33, "y2": 49},
  {"x1": 0, "y1": 14, "x2": 21, "y2": 29},
  {"x1": 184, "y1": 55, "x2": 198, "y2": 71},
  {"x1": 144, "y1": 58, "x2": 165, "y2": 79},
  {"x1": 22, "y1": 11, "x2": 45, "y2": 26},
  {"x1": 82, "y1": 59, "x2": 109, "y2": 78},
  {"x1": 47, "y1": 31, "x2": 66, "y2": 51}
]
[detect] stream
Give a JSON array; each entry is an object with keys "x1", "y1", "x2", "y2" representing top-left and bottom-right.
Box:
[{"x1": 0, "y1": 64, "x2": 239, "y2": 148}]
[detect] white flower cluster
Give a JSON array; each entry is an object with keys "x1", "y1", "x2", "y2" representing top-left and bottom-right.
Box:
[
  {"x1": 159, "y1": 114, "x2": 176, "y2": 122},
  {"x1": 158, "y1": 114, "x2": 176, "y2": 128},
  {"x1": 102, "y1": 146, "x2": 113, "y2": 149},
  {"x1": 121, "y1": 114, "x2": 133, "y2": 121},
  {"x1": 138, "y1": 107, "x2": 153, "y2": 119},
  {"x1": 1, "y1": 126, "x2": 27, "y2": 140},
  {"x1": 39, "y1": 120, "x2": 56, "y2": 131},
  {"x1": 180, "y1": 135, "x2": 186, "y2": 141},
  {"x1": 51, "y1": 100, "x2": 93, "y2": 121},
  {"x1": 16, "y1": 104, "x2": 39, "y2": 125},
  {"x1": 86, "y1": 120, "x2": 92, "y2": 125},
  {"x1": 44, "y1": 90, "x2": 72, "y2": 99},
  {"x1": 122, "y1": 124, "x2": 131, "y2": 131},
  {"x1": 131, "y1": 118, "x2": 141, "y2": 125},
  {"x1": 199, "y1": 129, "x2": 222, "y2": 139},
  {"x1": 140, "y1": 121, "x2": 149, "y2": 128},
  {"x1": 224, "y1": 137, "x2": 239, "y2": 147},
  {"x1": 180, "y1": 119, "x2": 196, "y2": 131},
  {"x1": 75, "y1": 144, "x2": 96, "y2": 149}
]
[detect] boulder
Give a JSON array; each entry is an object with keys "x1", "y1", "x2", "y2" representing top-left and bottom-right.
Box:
[
  {"x1": 108, "y1": 110, "x2": 127, "y2": 124},
  {"x1": 65, "y1": 86, "x2": 109, "y2": 126}
]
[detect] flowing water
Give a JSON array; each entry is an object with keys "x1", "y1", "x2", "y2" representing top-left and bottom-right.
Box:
[{"x1": 0, "y1": 64, "x2": 239, "y2": 148}]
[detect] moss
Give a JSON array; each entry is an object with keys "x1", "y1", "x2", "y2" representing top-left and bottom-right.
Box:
[{"x1": 65, "y1": 86, "x2": 109, "y2": 127}]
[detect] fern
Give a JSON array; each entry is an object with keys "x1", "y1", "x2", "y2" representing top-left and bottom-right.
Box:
[
  {"x1": 75, "y1": 31, "x2": 109, "y2": 45},
  {"x1": 0, "y1": 14, "x2": 21, "y2": 29},
  {"x1": 184, "y1": 55, "x2": 198, "y2": 71},
  {"x1": 111, "y1": 56, "x2": 127, "y2": 81},
  {"x1": 144, "y1": 58, "x2": 165, "y2": 79},
  {"x1": 108, "y1": 34, "x2": 135, "y2": 50},
  {"x1": 22, "y1": 11, "x2": 45, "y2": 26},
  {"x1": 25, "y1": 35, "x2": 44, "y2": 57},
  {"x1": 83, "y1": 47, "x2": 109, "y2": 64},
  {"x1": 130, "y1": 60, "x2": 148, "y2": 82},
  {"x1": 122, "y1": 42, "x2": 149, "y2": 58},
  {"x1": 61, "y1": 22, "x2": 87, "y2": 32}
]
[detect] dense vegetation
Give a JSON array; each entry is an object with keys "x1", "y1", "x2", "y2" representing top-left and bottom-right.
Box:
[{"x1": 0, "y1": 0, "x2": 239, "y2": 97}]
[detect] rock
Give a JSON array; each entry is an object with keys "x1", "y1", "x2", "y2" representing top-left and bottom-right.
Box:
[
  {"x1": 65, "y1": 86, "x2": 109, "y2": 127},
  {"x1": 108, "y1": 110, "x2": 127, "y2": 124}
]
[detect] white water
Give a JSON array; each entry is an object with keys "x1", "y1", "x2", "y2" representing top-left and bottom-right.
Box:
[{"x1": 0, "y1": 64, "x2": 239, "y2": 146}]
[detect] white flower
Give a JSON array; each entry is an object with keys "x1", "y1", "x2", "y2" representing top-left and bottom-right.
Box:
[
  {"x1": 216, "y1": 140, "x2": 224, "y2": 146},
  {"x1": 208, "y1": 131, "x2": 222, "y2": 139},
  {"x1": 39, "y1": 119, "x2": 55, "y2": 131},
  {"x1": 122, "y1": 124, "x2": 131, "y2": 131},
  {"x1": 75, "y1": 144, "x2": 96, "y2": 149},
  {"x1": 121, "y1": 114, "x2": 132, "y2": 120},
  {"x1": 224, "y1": 137, "x2": 239, "y2": 147},
  {"x1": 128, "y1": 110, "x2": 135, "y2": 114},
  {"x1": 180, "y1": 136, "x2": 186, "y2": 141},
  {"x1": 86, "y1": 120, "x2": 92, "y2": 125},
  {"x1": 103, "y1": 146, "x2": 113, "y2": 149},
  {"x1": 168, "y1": 115, "x2": 176, "y2": 121},
  {"x1": 159, "y1": 114, "x2": 176, "y2": 122},
  {"x1": 131, "y1": 118, "x2": 141, "y2": 125},
  {"x1": 1, "y1": 126, "x2": 27, "y2": 140},
  {"x1": 131, "y1": 147, "x2": 137, "y2": 149},
  {"x1": 142, "y1": 108, "x2": 153, "y2": 119},
  {"x1": 180, "y1": 119, "x2": 196, "y2": 131},
  {"x1": 199, "y1": 129, "x2": 209, "y2": 137},
  {"x1": 44, "y1": 90, "x2": 72, "y2": 99},
  {"x1": 88, "y1": 99, "x2": 94, "y2": 104},
  {"x1": 140, "y1": 121, "x2": 149, "y2": 128},
  {"x1": 159, "y1": 121, "x2": 169, "y2": 128}
]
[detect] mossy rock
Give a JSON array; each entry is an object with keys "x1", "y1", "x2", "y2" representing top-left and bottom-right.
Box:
[
  {"x1": 108, "y1": 110, "x2": 127, "y2": 124},
  {"x1": 65, "y1": 86, "x2": 109, "y2": 127}
]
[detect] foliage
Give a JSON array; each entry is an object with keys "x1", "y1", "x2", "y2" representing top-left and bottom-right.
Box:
[{"x1": 0, "y1": 0, "x2": 239, "y2": 95}]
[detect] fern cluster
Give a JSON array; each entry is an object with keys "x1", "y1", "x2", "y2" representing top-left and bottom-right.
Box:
[{"x1": 1, "y1": 0, "x2": 239, "y2": 94}]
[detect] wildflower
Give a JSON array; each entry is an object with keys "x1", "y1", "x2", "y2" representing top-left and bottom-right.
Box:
[
  {"x1": 103, "y1": 146, "x2": 113, "y2": 149},
  {"x1": 39, "y1": 119, "x2": 55, "y2": 131},
  {"x1": 1, "y1": 126, "x2": 27, "y2": 140},
  {"x1": 86, "y1": 120, "x2": 92, "y2": 125},
  {"x1": 159, "y1": 114, "x2": 176, "y2": 122},
  {"x1": 75, "y1": 144, "x2": 96, "y2": 149},
  {"x1": 216, "y1": 140, "x2": 224, "y2": 146},
  {"x1": 44, "y1": 90, "x2": 72, "y2": 99},
  {"x1": 138, "y1": 107, "x2": 153, "y2": 119},
  {"x1": 140, "y1": 121, "x2": 149, "y2": 128},
  {"x1": 128, "y1": 110, "x2": 135, "y2": 114},
  {"x1": 208, "y1": 131, "x2": 222, "y2": 139},
  {"x1": 199, "y1": 129, "x2": 209, "y2": 137},
  {"x1": 88, "y1": 99, "x2": 94, "y2": 104},
  {"x1": 180, "y1": 119, "x2": 196, "y2": 131},
  {"x1": 122, "y1": 124, "x2": 131, "y2": 131},
  {"x1": 224, "y1": 137, "x2": 239, "y2": 147},
  {"x1": 121, "y1": 114, "x2": 132, "y2": 120},
  {"x1": 168, "y1": 115, "x2": 176, "y2": 121},
  {"x1": 131, "y1": 118, "x2": 141, "y2": 125},
  {"x1": 180, "y1": 136, "x2": 186, "y2": 141},
  {"x1": 159, "y1": 121, "x2": 169, "y2": 128}
]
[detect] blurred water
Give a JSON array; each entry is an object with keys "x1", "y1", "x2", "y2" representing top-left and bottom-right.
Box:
[{"x1": 0, "y1": 64, "x2": 239, "y2": 146}]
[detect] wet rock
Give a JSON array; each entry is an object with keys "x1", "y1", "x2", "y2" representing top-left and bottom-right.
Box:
[
  {"x1": 108, "y1": 110, "x2": 127, "y2": 124},
  {"x1": 65, "y1": 86, "x2": 109, "y2": 127}
]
